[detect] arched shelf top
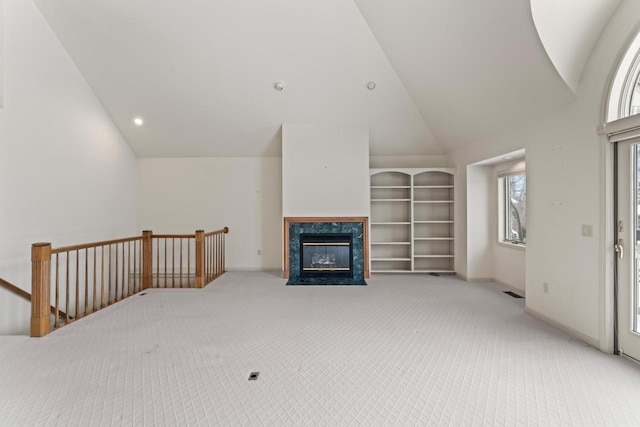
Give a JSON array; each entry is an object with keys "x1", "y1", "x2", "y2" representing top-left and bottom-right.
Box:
[
  {"x1": 370, "y1": 170, "x2": 411, "y2": 187},
  {"x1": 413, "y1": 171, "x2": 455, "y2": 187},
  {"x1": 370, "y1": 167, "x2": 455, "y2": 177}
]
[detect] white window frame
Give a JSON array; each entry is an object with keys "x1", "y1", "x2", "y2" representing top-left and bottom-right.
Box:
[
  {"x1": 622, "y1": 50, "x2": 640, "y2": 118},
  {"x1": 498, "y1": 170, "x2": 526, "y2": 248},
  {"x1": 607, "y1": 31, "x2": 640, "y2": 122}
]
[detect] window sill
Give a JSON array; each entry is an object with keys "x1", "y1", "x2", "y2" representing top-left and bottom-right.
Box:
[{"x1": 497, "y1": 241, "x2": 526, "y2": 251}]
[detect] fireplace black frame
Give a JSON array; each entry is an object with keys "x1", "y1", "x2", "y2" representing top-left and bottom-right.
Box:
[{"x1": 299, "y1": 233, "x2": 353, "y2": 279}]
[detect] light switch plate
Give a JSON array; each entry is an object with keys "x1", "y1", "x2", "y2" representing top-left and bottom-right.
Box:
[{"x1": 581, "y1": 224, "x2": 593, "y2": 237}]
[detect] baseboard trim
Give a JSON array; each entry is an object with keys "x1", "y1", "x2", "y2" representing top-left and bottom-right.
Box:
[
  {"x1": 465, "y1": 276, "x2": 494, "y2": 282},
  {"x1": 226, "y1": 267, "x2": 280, "y2": 272},
  {"x1": 524, "y1": 306, "x2": 600, "y2": 349},
  {"x1": 458, "y1": 273, "x2": 493, "y2": 282},
  {"x1": 620, "y1": 352, "x2": 640, "y2": 366}
]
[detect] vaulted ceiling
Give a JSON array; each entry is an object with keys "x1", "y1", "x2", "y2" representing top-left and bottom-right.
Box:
[{"x1": 34, "y1": 0, "x2": 621, "y2": 157}]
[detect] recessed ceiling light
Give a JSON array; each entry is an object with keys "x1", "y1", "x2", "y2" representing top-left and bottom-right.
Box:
[
  {"x1": 133, "y1": 117, "x2": 144, "y2": 126},
  {"x1": 367, "y1": 81, "x2": 376, "y2": 90},
  {"x1": 273, "y1": 81, "x2": 285, "y2": 91}
]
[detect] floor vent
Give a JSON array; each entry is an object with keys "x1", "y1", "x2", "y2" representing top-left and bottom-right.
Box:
[
  {"x1": 503, "y1": 291, "x2": 523, "y2": 299},
  {"x1": 248, "y1": 372, "x2": 259, "y2": 381}
]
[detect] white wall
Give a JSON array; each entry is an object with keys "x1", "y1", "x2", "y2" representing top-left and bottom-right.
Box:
[
  {"x1": 370, "y1": 155, "x2": 449, "y2": 168},
  {"x1": 464, "y1": 159, "x2": 526, "y2": 292},
  {"x1": 137, "y1": 158, "x2": 282, "y2": 270},
  {"x1": 0, "y1": 0, "x2": 137, "y2": 334},
  {"x1": 448, "y1": 0, "x2": 640, "y2": 350},
  {"x1": 450, "y1": 110, "x2": 601, "y2": 346},
  {"x1": 493, "y1": 245, "x2": 526, "y2": 292},
  {"x1": 466, "y1": 164, "x2": 493, "y2": 280},
  {"x1": 282, "y1": 124, "x2": 370, "y2": 217}
]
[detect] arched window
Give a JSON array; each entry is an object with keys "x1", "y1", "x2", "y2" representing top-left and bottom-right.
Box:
[
  {"x1": 631, "y1": 75, "x2": 640, "y2": 116},
  {"x1": 607, "y1": 32, "x2": 640, "y2": 122}
]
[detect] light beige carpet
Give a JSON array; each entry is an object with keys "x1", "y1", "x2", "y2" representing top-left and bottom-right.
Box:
[{"x1": 1, "y1": 271, "x2": 639, "y2": 426}]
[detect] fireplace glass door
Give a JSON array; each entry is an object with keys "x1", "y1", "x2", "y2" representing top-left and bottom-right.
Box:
[{"x1": 300, "y1": 233, "x2": 353, "y2": 278}]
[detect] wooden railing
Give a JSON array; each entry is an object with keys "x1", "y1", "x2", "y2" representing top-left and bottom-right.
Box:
[
  {"x1": 151, "y1": 233, "x2": 196, "y2": 288},
  {"x1": 1, "y1": 276, "x2": 32, "y2": 302},
  {"x1": 0, "y1": 276, "x2": 70, "y2": 319},
  {"x1": 204, "y1": 228, "x2": 228, "y2": 285},
  {"x1": 30, "y1": 227, "x2": 229, "y2": 337}
]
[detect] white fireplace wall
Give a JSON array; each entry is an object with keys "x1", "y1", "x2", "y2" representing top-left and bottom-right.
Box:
[{"x1": 282, "y1": 123, "x2": 370, "y2": 217}]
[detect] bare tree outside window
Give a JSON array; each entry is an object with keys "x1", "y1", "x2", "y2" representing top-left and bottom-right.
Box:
[{"x1": 505, "y1": 174, "x2": 526, "y2": 243}]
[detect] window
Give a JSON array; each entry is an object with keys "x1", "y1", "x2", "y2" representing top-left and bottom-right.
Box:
[
  {"x1": 607, "y1": 31, "x2": 640, "y2": 121},
  {"x1": 504, "y1": 174, "x2": 526, "y2": 244},
  {"x1": 629, "y1": 72, "x2": 640, "y2": 116}
]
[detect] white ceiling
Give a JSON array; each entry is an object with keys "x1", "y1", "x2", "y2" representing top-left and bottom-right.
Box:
[
  {"x1": 531, "y1": 0, "x2": 622, "y2": 93},
  {"x1": 34, "y1": 0, "x2": 620, "y2": 157},
  {"x1": 353, "y1": 0, "x2": 580, "y2": 151}
]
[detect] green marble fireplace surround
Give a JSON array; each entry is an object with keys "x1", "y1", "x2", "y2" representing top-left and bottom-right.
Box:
[{"x1": 283, "y1": 217, "x2": 369, "y2": 286}]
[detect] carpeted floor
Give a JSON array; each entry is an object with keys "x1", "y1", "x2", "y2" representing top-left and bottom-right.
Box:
[{"x1": 1, "y1": 271, "x2": 639, "y2": 426}]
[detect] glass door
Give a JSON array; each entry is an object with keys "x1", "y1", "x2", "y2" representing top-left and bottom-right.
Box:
[{"x1": 616, "y1": 139, "x2": 640, "y2": 360}]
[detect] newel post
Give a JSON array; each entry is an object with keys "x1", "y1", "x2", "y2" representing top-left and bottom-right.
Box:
[
  {"x1": 31, "y1": 243, "x2": 52, "y2": 337},
  {"x1": 223, "y1": 227, "x2": 229, "y2": 273},
  {"x1": 195, "y1": 230, "x2": 205, "y2": 288},
  {"x1": 142, "y1": 230, "x2": 153, "y2": 290}
]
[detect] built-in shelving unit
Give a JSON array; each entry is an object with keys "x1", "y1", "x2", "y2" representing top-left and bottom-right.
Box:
[{"x1": 370, "y1": 168, "x2": 455, "y2": 274}]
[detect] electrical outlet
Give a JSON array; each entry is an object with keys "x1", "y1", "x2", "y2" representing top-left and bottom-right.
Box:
[{"x1": 543, "y1": 282, "x2": 549, "y2": 293}]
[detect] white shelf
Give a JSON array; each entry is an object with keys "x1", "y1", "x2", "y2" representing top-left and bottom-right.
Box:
[
  {"x1": 370, "y1": 168, "x2": 455, "y2": 274},
  {"x1": 414, "y1": 237, "x2": 454, "y2": 241},
  {"x1": 372, "y1": 222, "x2": 411, "y2": 225},
  {"x1": 372, "y1": 269, "x2": 455, "y2": 274},
  {"x1": 414, "y1": 255, "x2": 454, "y2": 258},
  {"x1": 414, "y1": 200, "x2": 454, "y2": 204},
  {"x1": 371, "y1": 269, "x2": 412, "y2": 273},
  {"x1": 371, "y1": 242, "x2": 411, "y2": 245},
  {"x1": 412, "y1": 270, "x2": 456, "y2": 274}
]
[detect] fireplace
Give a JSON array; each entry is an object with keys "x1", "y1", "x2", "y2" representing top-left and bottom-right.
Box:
[
  {"x1": 300, "y1": 233, "x2": 353, "y2": 279},
  {"x1": 284, "y1": 217, "x2": 368, "y2": 286}
]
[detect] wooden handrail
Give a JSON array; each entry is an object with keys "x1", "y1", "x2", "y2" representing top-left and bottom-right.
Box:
[
  {"x1": 152, "y1": 233, "x2": 195, "y2": 239},
  {"x1": 0, "y1": 276, "x2": 69, "y2": 320},
  {"x1": 204, "y1": 227, "x2": 229, "y2": 237},
  {"x1": 0, "y1": 277, "x2": 31, "y2": 301},
  {"x1": 52, "y1": 235, "x2": 143, "y2": 254}
]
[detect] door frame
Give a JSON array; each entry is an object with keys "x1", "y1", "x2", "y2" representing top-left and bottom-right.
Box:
[
  {"x1": 601, "y1": 114, "x2": 640, "y2": 355},
  {"x1": 613, "y1": 138, "x2": 640, "y2": 360}
]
